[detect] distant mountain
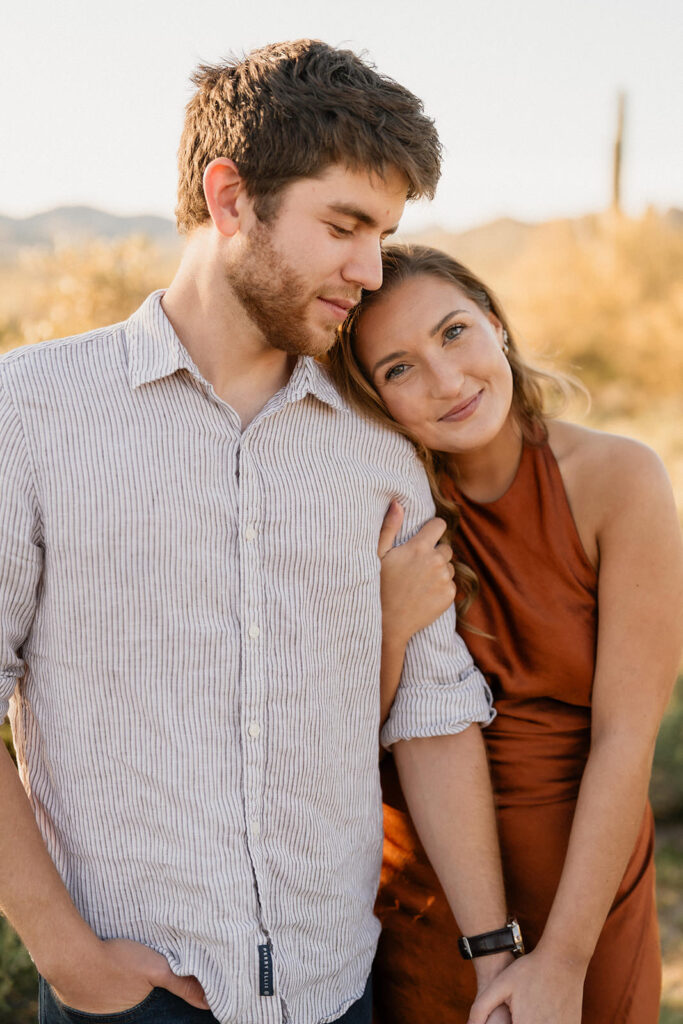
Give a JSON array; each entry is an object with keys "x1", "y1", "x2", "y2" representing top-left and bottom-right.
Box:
[
  {"x1": 406, "y1": 208, "x2": 683, "y2": 279},
  {"x1": 406, "y1": 217, "x2": 539, "y2": 277},
  {"x1": 1, "y1": 204, "x2": 679, "y2": 264},
  {"x1": 0, "y1": 205, "x2": 179, "y2": 256}
]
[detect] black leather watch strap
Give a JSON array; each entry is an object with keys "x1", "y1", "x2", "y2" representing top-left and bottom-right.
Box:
[{"x1": 458, "y1": 918, "x2": 525, "y2": 960}]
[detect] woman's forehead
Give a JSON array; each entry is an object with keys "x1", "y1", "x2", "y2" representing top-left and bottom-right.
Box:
[{"x1": 358, "y1": 274, "x2": 472, "y2": 345}]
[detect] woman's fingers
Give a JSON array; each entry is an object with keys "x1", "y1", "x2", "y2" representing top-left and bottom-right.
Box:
[
  {"x1": 411, "y1": 516, "x2": 447, "y2": 550},
  {"x1": 379, "y1": 508, "x2": 449, "y2": 562},
  {"x1": 377, "y1": 501, "x2": 405, "y2": 559},
  {"x1": 379, "y1": 511, "x2": 457, "y2": 641},
  {"x1": 437, "y1": 542, "x2": 453, "y2": 563}
]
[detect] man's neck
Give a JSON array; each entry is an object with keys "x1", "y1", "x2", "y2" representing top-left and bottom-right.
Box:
[{"x1": 161, "y1": 238, "x2": 295, "y2": 429}]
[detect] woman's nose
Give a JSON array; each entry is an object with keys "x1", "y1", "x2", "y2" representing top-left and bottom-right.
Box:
[{"x1": 425, "y1": 356, "x2": 465, "y2": 398}]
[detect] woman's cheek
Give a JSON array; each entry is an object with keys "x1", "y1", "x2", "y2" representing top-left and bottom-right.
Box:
[{"x1": 386, "y1": 395, "x2": 415, "y2": 431}]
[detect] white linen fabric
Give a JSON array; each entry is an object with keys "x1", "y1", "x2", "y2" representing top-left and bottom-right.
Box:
[{"x1": 0, "y1": 291, "x2": 493, "y2": 1024}]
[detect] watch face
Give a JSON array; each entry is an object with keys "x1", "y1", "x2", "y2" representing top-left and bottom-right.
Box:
[{"x1": 510, "y1": 919, "x2": 525, "y2": 956}]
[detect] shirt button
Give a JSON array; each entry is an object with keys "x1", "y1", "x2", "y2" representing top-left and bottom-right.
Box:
[
  {"x1": 248, "y1": 623, "x2": 260, "y2": 639},
  {"x1": 248, "y1": 721, "x2": 261, "y2": 738},
  {"x1": 250, "y1": 818, "x2": 261, "y2": 837},
  {"x1": 245, "y1": 525, "x2": 257, "y2": 541}
]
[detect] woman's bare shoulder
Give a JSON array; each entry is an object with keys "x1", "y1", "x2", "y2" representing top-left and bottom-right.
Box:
[
  {"x1": 546, "y1": 420, "x2": 674, "y2": 551},
  {"x1": 548, "y1": 420, "x2": 668, "y2": 489}
]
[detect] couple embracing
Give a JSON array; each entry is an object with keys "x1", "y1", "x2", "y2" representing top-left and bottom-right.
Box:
[{"x1": 1, "y1": 38, "x2": 680, "y2": 1024}]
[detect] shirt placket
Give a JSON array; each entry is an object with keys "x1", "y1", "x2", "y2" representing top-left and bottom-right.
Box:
[{"x1": 237, "y1": 429, "x2": 281, "y2": 1021}]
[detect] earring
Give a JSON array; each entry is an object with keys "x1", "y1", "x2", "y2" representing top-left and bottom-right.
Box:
[{"x1": 502, "y1": 329, "x2": 510, "y2": 354}]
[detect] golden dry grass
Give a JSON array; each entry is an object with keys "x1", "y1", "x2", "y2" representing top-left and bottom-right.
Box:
[
  {"x1": 0, "y1": 215, "x2": 680, "y2": 515},
  {"x1": 0, "y1": 236, "x2": 178, "y2": 352},
  {"x1": 1, "y1": 213, "x2": 682, "y2": 1016},
  {"x1": 411, "y1": 209, "x2": 683, "y2": 519}
]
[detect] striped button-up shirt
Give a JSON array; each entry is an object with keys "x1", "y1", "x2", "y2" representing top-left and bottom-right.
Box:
[{"x1": 0, "y1": 291, "x2": 493, "y2": 1024}]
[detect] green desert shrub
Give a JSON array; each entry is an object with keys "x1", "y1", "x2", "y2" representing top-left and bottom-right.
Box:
[{"x1": 651, "y1": 677, "x2": 683, "y2": 821}]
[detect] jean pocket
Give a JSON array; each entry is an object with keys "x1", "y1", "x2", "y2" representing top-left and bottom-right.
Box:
[{"x1": 53, "y1": 986, "x2": 162, "y2": 1022}]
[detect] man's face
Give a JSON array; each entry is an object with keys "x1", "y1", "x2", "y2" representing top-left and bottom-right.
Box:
[{"x1": 226, "y1": 164, "x2": 408, "y2": 357}]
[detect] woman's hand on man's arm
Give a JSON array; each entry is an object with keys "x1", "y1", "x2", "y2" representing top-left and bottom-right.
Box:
[{"x1": 378, "y1": 501, "x2": 456, "y2": 723}]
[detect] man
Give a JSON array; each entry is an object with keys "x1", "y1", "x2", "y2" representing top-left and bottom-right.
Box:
[{"x1": 0, "y1": 41, "x2": 512, "y2": 1024}]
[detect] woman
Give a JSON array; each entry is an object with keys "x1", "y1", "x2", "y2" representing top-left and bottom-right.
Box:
[{"x1": 328, "y1": 245, "x2": 683, "y2": 1024}]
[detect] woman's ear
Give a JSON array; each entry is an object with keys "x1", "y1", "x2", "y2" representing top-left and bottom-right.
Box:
[
  {"x1": 203, "y1": 158, "x2": 245, "y2": 238},
  {"x1": 486, "y1": 309, "x2": 504, "y2": 343}
]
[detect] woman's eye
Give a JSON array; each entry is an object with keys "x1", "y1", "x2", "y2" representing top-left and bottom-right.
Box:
[
  {"x1": 385, "y1": 363, "x2": 408, "y2": 381},
  {"x1": 444, "y1": 323, "x2": 465, "y2": 342}
]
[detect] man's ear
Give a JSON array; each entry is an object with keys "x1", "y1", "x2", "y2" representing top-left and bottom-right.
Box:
[{"x1": 203, "y1": 158, "x2": 246, "y2": 238}]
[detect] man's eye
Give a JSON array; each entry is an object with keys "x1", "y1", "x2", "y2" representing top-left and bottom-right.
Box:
[
  {"x1": 330, "y1": 224, "x2": 353, "y2": 237},
  {"x1": 444, "y1": 323, "x2": 465, "y2": 342},
  {"x1": 385, "y1": 363, "x2": 408, "y2": 381}
]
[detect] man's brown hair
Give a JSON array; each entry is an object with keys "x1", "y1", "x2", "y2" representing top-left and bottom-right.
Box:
[{"x1": 176, "y1": 39, "x2": 442, "y2": 233}]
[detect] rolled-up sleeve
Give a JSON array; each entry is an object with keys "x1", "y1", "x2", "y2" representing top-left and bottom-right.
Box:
[
  {"x1": 0, "y1": 368, "x2": 43, "y2": 719},
  {"x1": 380, "y1": 452, "x2": 494, "y2": 750}
]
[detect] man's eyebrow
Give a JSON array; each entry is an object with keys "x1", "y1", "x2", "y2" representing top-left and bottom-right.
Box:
[
  {"x1": 328, "y1": 203, "x2": 399, "y2": 235},
  {"x1": 430, "y1": 310, "x2": 467, "y2": 336},
  {"x1": 370, "y1": 350, "x2": 408, "y2": 377}
]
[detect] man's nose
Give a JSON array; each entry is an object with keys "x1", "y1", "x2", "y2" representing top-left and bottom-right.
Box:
[{"x1": 341, "y1": 238, "x2": 384, "y2": 293}]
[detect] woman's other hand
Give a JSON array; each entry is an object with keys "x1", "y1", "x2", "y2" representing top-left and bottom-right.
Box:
[{"x1": 466, "y1": 947, "x2": 585, "y2": 1024}]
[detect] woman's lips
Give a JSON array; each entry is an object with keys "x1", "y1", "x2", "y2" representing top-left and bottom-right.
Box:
[{"x1": 439, "y1": 390, "x2": 483, "y2": 422}]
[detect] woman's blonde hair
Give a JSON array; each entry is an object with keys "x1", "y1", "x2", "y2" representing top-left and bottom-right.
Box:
[{"x1": 327, "y1": 244, "x2": 578, "y2": 614}]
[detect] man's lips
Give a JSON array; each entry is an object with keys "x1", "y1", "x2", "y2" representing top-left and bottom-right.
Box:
[
  {"x1": 317, "y1": 296, "x2": 358, "y2": 320},
  {"x1": 439, "y1": 391, "x2": 483, "y2": 422}
]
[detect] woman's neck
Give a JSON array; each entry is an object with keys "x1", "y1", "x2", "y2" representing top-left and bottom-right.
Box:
[{"x1": 446, "y1": 417, "x2": 524, "y2": 504}]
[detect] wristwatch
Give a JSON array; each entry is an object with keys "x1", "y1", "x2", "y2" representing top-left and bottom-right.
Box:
[{"x1": 458, "y1": 917, "x2": 525, "y2": 960}]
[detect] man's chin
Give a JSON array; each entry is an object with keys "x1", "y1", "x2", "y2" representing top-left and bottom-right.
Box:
[{"x1": 269, "y1": 325, "x2": 338, "y2": 358}]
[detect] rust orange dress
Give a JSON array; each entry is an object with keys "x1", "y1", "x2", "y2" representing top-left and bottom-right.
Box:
[{"x1": 374, "y1": 438, "x2": 661, "y2": 1023}]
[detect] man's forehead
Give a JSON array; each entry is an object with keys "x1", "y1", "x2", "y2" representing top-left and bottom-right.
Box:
[{"x1": 288, "y1": 162, "x2": 408, "y2": 222}]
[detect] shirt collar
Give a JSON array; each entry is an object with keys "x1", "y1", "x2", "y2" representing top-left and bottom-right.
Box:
[
  {"x1": 125, "y1": 290, "x2": 348, "y2": 412},
  {"x1": 126, "y1": 290, "x2": 197, "y2": 389},
  {"x1": 286, "y1": 356, "x2": 348, "y2": 413}
]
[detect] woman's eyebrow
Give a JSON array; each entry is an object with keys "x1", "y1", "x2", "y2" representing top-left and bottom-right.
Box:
[
  {"x1": 371, "y1": 350, "x2": 408, "y2": 376},
  {"x1": 430, "y1": 310, "x2": 467, "y2": 336}
]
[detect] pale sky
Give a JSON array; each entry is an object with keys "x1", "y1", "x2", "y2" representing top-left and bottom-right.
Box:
[{"x1": 2, "y1": 0, "x2": 681, "y2": 233}]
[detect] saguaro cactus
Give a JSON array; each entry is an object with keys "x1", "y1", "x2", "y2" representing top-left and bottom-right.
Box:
[{"x1": 612, "y1": 92, "x2": 626, "y2": 213}]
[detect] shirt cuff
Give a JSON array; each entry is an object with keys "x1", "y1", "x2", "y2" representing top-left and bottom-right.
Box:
[{"x1": 380, "y1": 666, "x2": 495, "y2": 750}]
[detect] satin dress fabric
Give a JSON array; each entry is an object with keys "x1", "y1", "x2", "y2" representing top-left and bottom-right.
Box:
[{"x1": 374, "y1": 439, "x2": 661, "y2": 1023}]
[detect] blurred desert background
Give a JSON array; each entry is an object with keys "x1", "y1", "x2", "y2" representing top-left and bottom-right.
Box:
[
  {"x1": 2, "y1": 0, "x2": 682, "y2": 1016},
  {"x1": 0, "y1": 197, "x2": 682, "y2": 1022}
]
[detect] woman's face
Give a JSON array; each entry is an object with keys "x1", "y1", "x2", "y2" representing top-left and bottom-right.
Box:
[{"x1": 354, "y1": 273, "x2": 514, "y2": 454}]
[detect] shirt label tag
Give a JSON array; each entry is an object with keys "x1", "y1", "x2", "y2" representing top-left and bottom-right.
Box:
[{"x1": 258, "y1": 943, "x2": 274, "y2": 997}]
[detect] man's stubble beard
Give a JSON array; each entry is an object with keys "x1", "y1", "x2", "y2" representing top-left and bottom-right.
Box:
[{"x1": 226, "y1": 219, "x2": 337, "y2": 358}]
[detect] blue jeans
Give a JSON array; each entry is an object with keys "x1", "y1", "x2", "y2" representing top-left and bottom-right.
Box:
[
  {"x1": 39, "y1": 976, "x2": 371, "y2": 1023},
  {"x1": 335, "y1": 977, "x2": 372, "y2": 1023},
  {"x1": 38, "y1": 980, "x2": 219, "y2": 1023}
]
